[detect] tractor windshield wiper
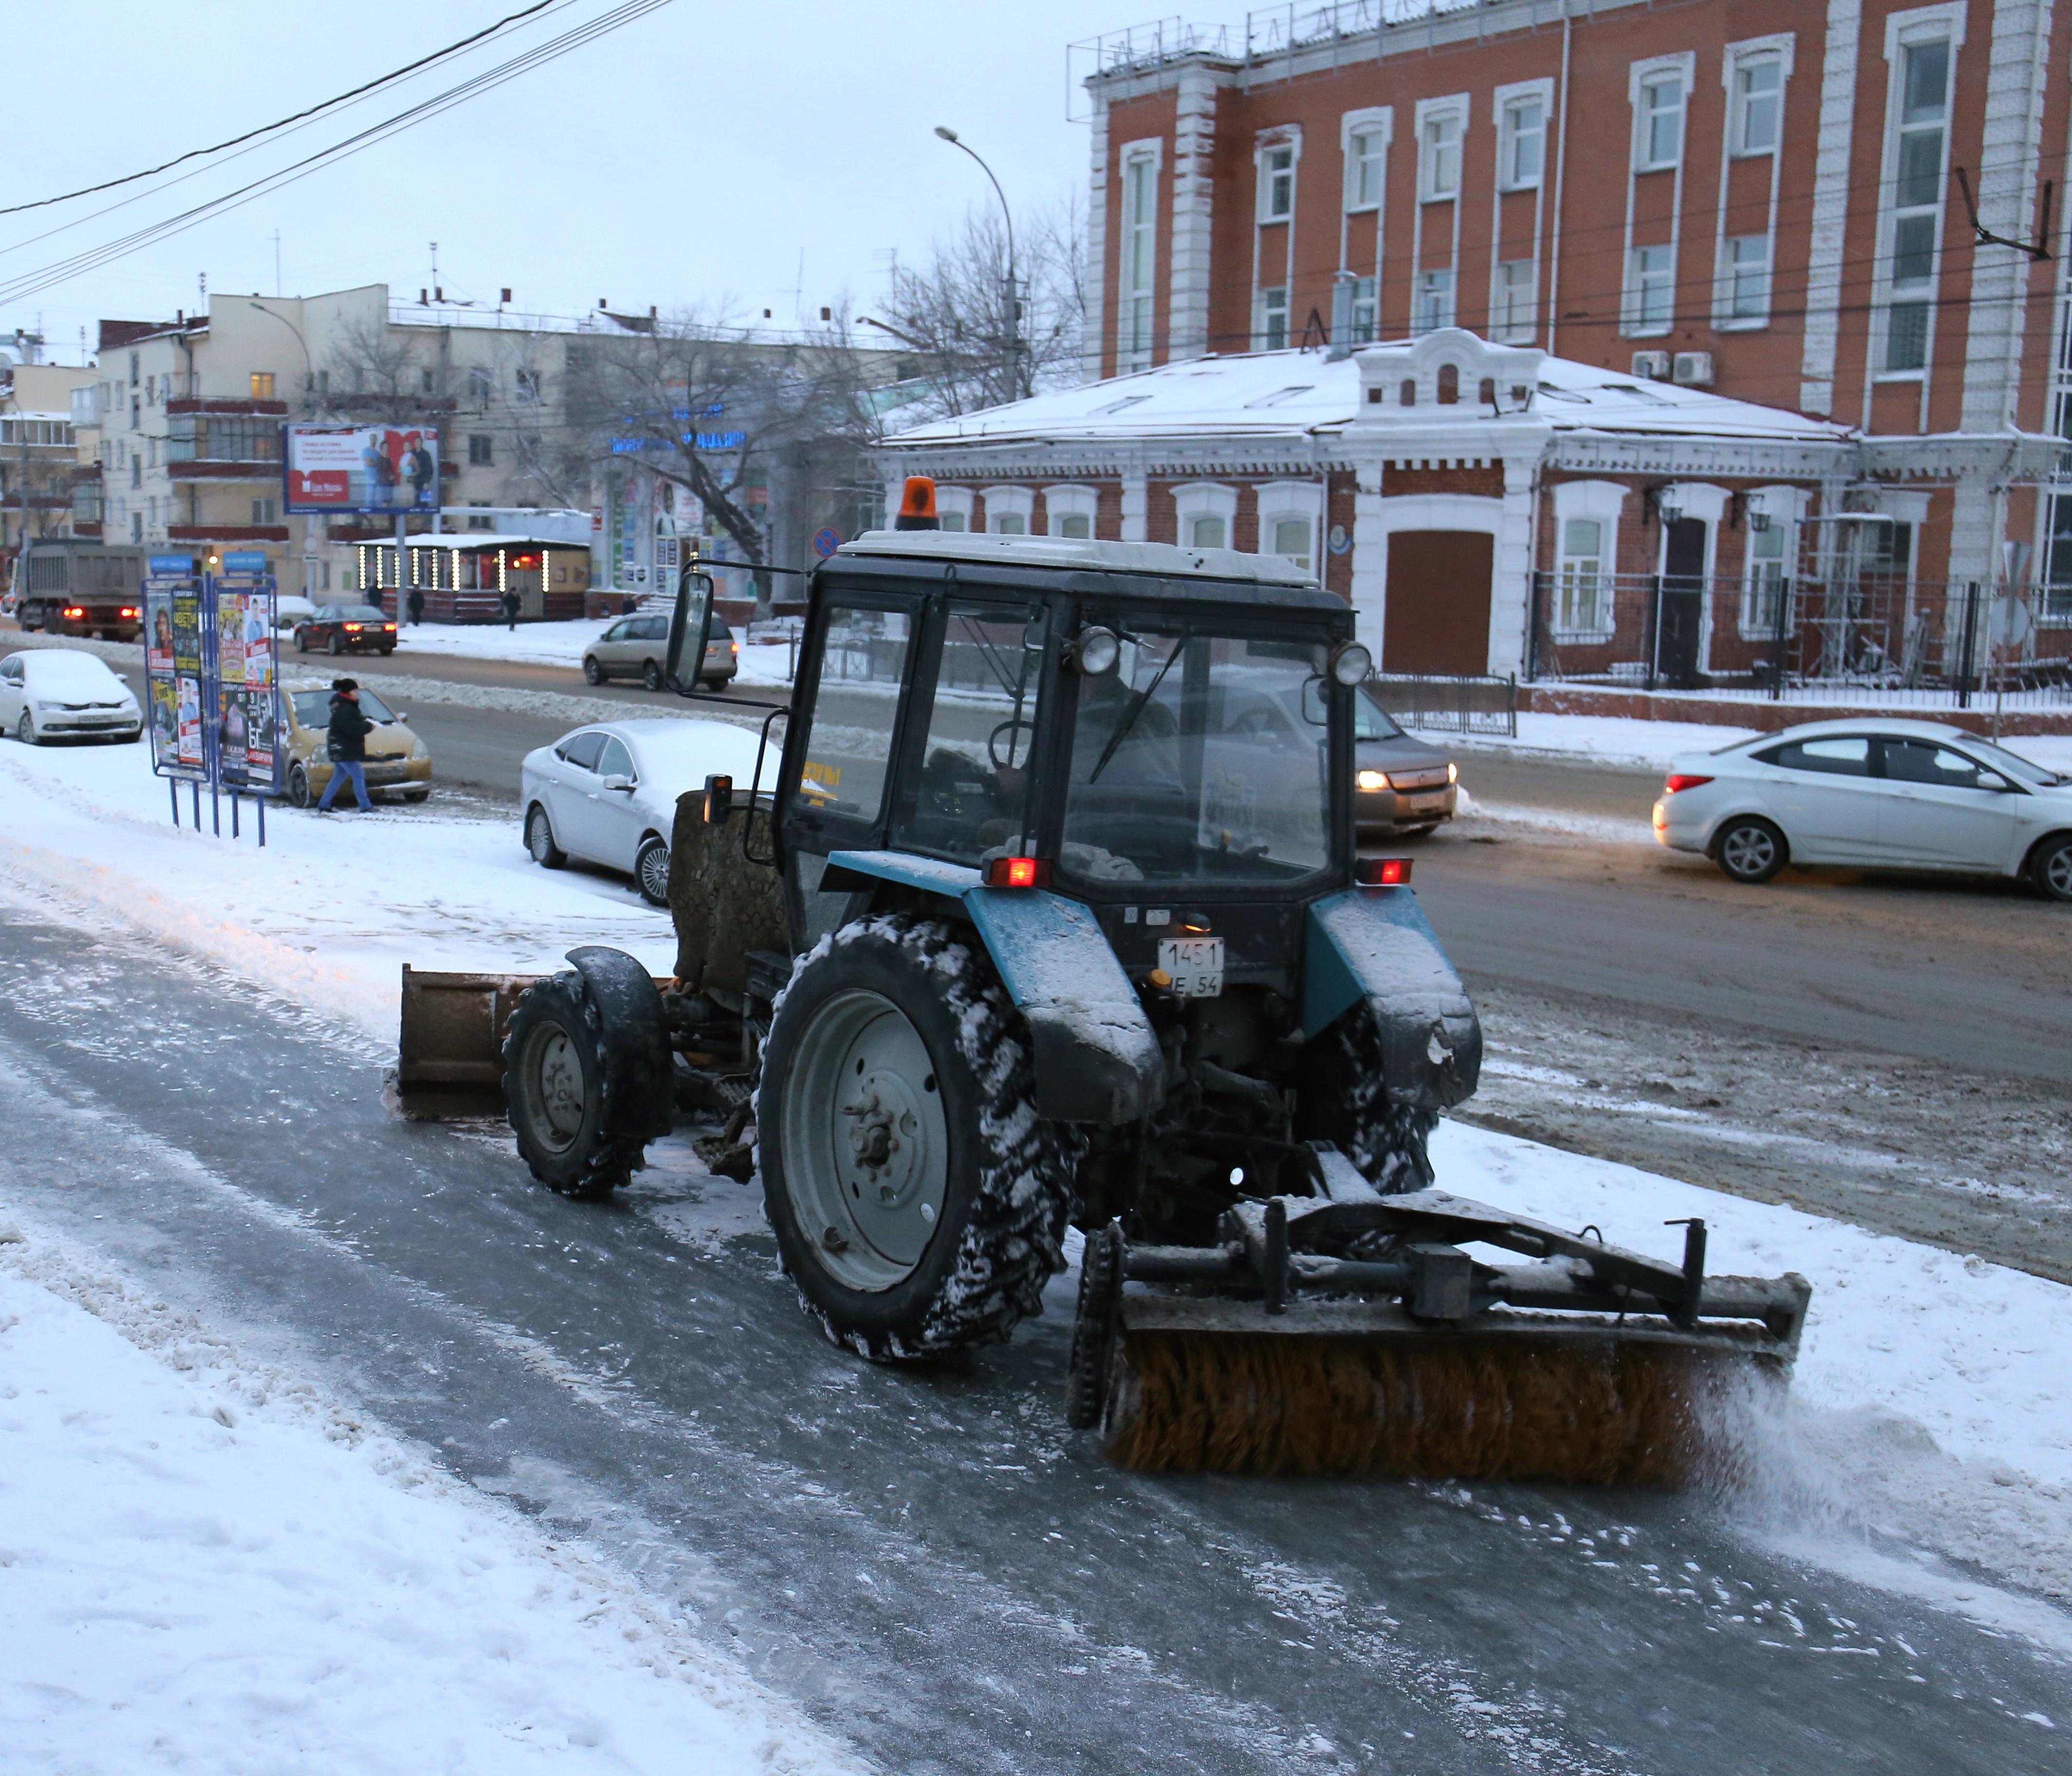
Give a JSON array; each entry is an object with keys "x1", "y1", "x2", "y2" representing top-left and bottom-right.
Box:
[{"x1": 1088, "y1": 630, "x2": 1187, "y2": 784}]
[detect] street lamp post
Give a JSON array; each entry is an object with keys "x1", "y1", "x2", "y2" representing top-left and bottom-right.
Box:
[
  {"x1": 933, "y1": 125, "x2": 1023, "y2": 401},
  {"x1": 249, "y1": 302, "x2": 319, "y2": 599}
]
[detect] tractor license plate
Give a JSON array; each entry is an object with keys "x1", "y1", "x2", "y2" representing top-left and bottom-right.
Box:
[{"x1": 1158, "y1": 937, "x2": 1224, "y2": 997}]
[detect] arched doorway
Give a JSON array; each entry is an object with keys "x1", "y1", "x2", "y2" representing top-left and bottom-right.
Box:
[{"x1": 1382, "y1": 530, "x2": 1494, "y2": 674}]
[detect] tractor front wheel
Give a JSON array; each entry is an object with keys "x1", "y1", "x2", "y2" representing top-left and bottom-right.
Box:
[
  {"x1": 502, "y1": 971, "x2": 647, "y2": 1199},
  {"x1": 758, "y1": 914, "x2": 1074, "y2": 1360},
  {"x1": 1295, "y1": 1001, "x2": 1437, "y2": 1194}
]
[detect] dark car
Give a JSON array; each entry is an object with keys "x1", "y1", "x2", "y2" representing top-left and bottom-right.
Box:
[
  {"x1": 1353, "y1": 682, "x2": 1459, "y2": 835},
  {"x1": 294, "y1": 604, "x2": 398, "y2": 656}
]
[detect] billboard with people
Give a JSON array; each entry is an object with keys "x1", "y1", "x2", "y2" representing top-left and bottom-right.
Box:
[{"x1": 283, "y1": 424, "x2": 441, "y2": 515}]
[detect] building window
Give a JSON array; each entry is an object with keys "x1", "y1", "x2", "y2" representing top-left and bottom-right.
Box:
[
  {"x1": 1725, "y1": 235, "x2": 1772, "y2": 321},
  {"x1": 1260, "y1": 285, "x2": 1290, "y2": 350},
  {"x1": 1556, "y1": 519, "x2": 1609, "y2": 635},
  {"x1": 131, "y1": 512, "x2": 143, "y2": 544},
  {"x1": 250, "y1": 372, "x2": 276, "y2": 400},
  {"x1": 1346, "y1": 126, "x2": 1386, "y2": 210},
  {"x1": 1733, "y1": 58, "x2": 1782, "y2": 155},
  {"x1": 128, "y1": 352, "x2": 139, "y2": 387},
  {"x1": 469, "y1": 434, "x2": 494, "y2": 466},
  {"x1": 1350, "y1": 275, "x2": 1378, "y2": 344},
  {"x1": 1500, "y1": 96, "x2": 1545, "y2": 190},
  {"x1": 1121, "y1": 151, "x2": 1159, "y2": 373},
  {"x1": 1414, "y1": 268, "x2": 1455, "y2": 333},
  {"x1": 1493, "y1": 259, "x2": 1536, "y2": 341},
  {"x1": 1260, "y1": 144, "x2": 1295, "y2": 222},
  {"x1": 251, "y1": 496, "x2": 278, "y2": 525},
  {"x1": 1635, "y1": 71, "x2": 1685, "y2": 170},
  {"x1": 515, "y1": 368, "x2": 541, "y2": 402},
  {"x1": 1186, "y1": 512, "x2": 1225, "y2": 548},
  {"x1": 1741, "y1": 516, "x2": 1793, "y2": 635},
  {"x1": 468, "y1": 366, "x2": 494, "y2": 403},
  {"x1": 1627, "y1": 243, "x2": 1674, "y2": 332},
  {"x1": 1172, "y1": 483, "x2": 1237, "y2": 552},
  {"x1": 1883, "y1": 36, "x2": 1951, "y2": 375},
  {"x1": 1420, "y1": 110, "x2": 1461, "y2": 201},
  {"x1": 1270, "y1": 516, "x2": 1313, "y2": 569},
  {"x1": 1045, "y1": 484, "x2": 1098, "y2": 539},
  {"x1": 982, "y1": 486, "x2": 1034, "y2": 535}
]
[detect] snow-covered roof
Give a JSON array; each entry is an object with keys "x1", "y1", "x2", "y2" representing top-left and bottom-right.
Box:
[
  {"x1": 883, "y1": 334, "x2": 1854, "y2": 453},
  {"x1": 837, "y1": 529, "x2": 1316, "y2": 588},
  {"x1": 376, "y1": 533, "x2": 581, "y2": 550}
]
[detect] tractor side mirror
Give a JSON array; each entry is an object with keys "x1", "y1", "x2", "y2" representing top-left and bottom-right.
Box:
[{"x1": 665, "y1": 565, "x2": 715, "y2": 695}]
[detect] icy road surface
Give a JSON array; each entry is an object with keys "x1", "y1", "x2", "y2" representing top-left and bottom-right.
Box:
[{"x1": 0, "y1": 893, "x2": 2066, "y2": 1774}]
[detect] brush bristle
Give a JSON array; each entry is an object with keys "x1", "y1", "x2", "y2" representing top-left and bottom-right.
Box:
[{"x1": 1105, "y1": 1328, "x2": 1754, "y2": 1485}]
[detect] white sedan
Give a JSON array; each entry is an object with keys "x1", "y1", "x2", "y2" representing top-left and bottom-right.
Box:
[
  {"x1": 521, "y1": 717, "x2": 768, "y2": 906},
  {"x1": 1653, "y1": 717, "x2": 2072, "y2": 901},
  {"x1": 0, "y1": 648, "x2": 143, "y2": 744}
]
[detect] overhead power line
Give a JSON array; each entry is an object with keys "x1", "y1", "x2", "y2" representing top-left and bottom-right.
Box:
[
  {"x1": 0, "y1": 0, "x2": 676, "y2": 310},
  {"x1": 0, "y1": 1, "x2": 557, "y2": 219}
]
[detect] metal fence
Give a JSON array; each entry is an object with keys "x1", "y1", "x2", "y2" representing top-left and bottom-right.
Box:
[
  {"x1": 1524, "y1": 572, "x2": 2072, "y2": 709},
  {"x1": 1370, "y1": 671, "x2": 1518, "y2": 737}
]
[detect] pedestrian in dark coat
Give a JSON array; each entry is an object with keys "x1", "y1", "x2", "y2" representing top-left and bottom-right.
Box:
[
  {"x1": 407, "y1": 587, "x2": 426, "y2": 626},
  {"x1": 501, "y1": 589, "x2": 521, "y2": 631},
  {"x1": 316, "y1": 678, "x2": 374, "y2": 812}
]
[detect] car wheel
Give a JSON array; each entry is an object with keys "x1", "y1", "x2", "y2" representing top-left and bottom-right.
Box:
[
  {"x1": 287, "y1": 763, "x2": 312, "y2": 808},
  {"x1": 15, "y1": 711, "x2": 37, "y2": 746},
  {"x1": 296, "y1": 633, "x2": 309, "y2": 652},
  {"x1": 2032, "y1": 833, "x2": 2072, "y2": 903},
  {"x1": 634, "y1": 834, "x2": 670, "y2": 906},
  {"x1": 327, "y1": 635, "x2": 343, "y2": 656},
  {"x1": 582, "y1": 656, "x2": 604, "y2": 686},
  {"x1": 402, "y1": 789, "x2": 430, "y2": 804},
  {"x1": 526, "y1": 802, "x2": 567, "y2": 869},
  {"x1": 380, "y1": 646, "x2": 394, "y2": 656},
  {"x1": 1715, "y1": 816, "x2": 1787, "y2": 885},
  {"x1": 642, "y1": 660, "x2": 663, "y2": 693}
]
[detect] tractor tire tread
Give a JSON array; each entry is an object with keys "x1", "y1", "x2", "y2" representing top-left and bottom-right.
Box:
[
  {"x1": 757, "y1": 914, "x2": 1073, "y2": 1361},
  {"x1": 501, "y1": 971, "x2": 643, "y2": 1200}
]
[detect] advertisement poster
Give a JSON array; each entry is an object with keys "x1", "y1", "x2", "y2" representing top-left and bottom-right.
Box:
[
  {"x1": 283, "y1": 424, "x2": 440, "y2": 515},
  {"x1": 146, "y1": 591, "x2": 174, "y2": 673},
  {"x1": 145, "y1": 560, "x2": 279, "y2": 792}
]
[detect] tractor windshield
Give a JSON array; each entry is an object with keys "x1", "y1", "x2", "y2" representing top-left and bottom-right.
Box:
[{"x1": 1058, "y1": 628, "x2": 1332, "y2": 888}]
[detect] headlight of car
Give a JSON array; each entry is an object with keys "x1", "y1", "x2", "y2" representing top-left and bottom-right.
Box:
[
  {"x1": 408, "y1": 736, "x2": 428, "y2": 760},
  {"x1": 1356, "y1": 769, "x2": 1388, "y2": 792}
]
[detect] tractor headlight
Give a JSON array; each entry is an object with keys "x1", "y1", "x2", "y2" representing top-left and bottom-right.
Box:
[
  {"x1": 1329, "y1": 642, "x2": 1372, "y2": 687},
  {"x1": 1066, "y1": 625, "x2": 1121, "y2": 676}
]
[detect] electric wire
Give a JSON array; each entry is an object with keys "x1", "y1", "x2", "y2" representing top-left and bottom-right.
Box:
[
  {"x1": 0, "y1": 0, "x2": 674, "y2": 309},
  {"x1": 0, "y1": 0, "x2": 556, "y2": 218}
]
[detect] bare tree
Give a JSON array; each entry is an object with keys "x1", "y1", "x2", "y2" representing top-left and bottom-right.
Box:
[
  {"x1": 560, "y1": 308, "x2": 879, "y2": 576},
  {"x1": 866, "y1": 196, "x2": 1088, "y2": 417},
  {"x1": 321, "y1": 314, "x2": 445, "y2": 425}
]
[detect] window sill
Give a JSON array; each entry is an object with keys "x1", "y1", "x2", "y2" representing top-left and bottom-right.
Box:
[
  {"x1": 1343, "y1": 201, "x2": 1380, "y2": 216},
  {"x1": 1621, "y1": 324, "x2": 1674, "y2": 339},
  {"x1": 1548, "y1": 629, "x2": 1617, "y2": 646},
  {"x1": 1632, "y1": 160, "x2": 1683, "y2": 176},
  {"x1": 1714, "y1": 316, "x2": 1770, "y2": 333},
  {"x1": 1496, "y1": 179, "x2": 1543, "y2": 196},
  {"x1": 1420, "y1": 190, "x2": 1459, "y2": 205},
  {"x1": 1873, "y1": 370, "x2": 1927, "y2": 385}
]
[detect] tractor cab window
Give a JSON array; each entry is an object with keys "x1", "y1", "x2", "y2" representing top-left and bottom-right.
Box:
[
  {"x1": 895, "y1": 600, "x2": 1047, "y2": 866},
  {"x1": 1061, "y1": 627, "x2": 1332, "y2": 887},
  {"x1": 794, "y1": 604, "x2": 912, "y2": 823}
]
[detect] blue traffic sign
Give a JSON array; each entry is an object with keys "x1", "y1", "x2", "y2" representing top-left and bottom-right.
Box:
[{"x1": 812, "y1": 527, "x2": 841, "y2": 558}]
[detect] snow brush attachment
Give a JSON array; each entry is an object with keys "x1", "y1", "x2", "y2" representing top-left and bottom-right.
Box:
[{"x1": 1066, "y1": 1154, "x2": 1811, "y2": 1486}]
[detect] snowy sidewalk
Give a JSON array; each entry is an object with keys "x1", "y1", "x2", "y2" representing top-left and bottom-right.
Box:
[{"x1": 0, "y1": 1222, "x2": 853, "y2": 1774}]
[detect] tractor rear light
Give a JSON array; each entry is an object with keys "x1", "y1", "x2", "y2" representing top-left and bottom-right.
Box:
[
  {"x1": 1355, "y1": 857, "x2": 1412, "y2": 887},
  {"x1": 1664, "y1": 774, "x2": 1714, "y2": 794},
  {"x1": 984, "y1": 855, "x2": 1050, "y2": 889}
]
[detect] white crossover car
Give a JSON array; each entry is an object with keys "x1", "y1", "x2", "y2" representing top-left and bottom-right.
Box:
[
  {"x1": 0, "y1": 648, "x2": 143, "y2": 743},
  {"x1": 1653, "y1": 717, "x2": 2072, "y2": 901},
  {"x1": 521, "y1": 717, "x2": 767, "y2": 906}
]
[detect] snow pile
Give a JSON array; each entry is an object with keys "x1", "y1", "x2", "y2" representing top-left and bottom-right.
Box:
[
  {"x1": 389, "y1": 616, "x2": 620, "y2": 667},
  {"x1": 1438, "y1": 1121, "x2": 2072, "y2": 1628},
  {"x1": 0, "y1": 1222, "x2": 854, "y2": 1774},
  {"x1": 0, "y1": 737, "x2": 679, "y2": 1039}
]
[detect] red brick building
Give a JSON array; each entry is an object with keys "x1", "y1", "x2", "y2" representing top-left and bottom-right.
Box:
[{"x1": 1065, "y1": 0, "x2": 2071, "y2": 612}]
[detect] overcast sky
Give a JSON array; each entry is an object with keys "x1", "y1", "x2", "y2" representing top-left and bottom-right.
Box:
[{"x1": 3, "y1": 0, "x2": 1176, "y2": 360}]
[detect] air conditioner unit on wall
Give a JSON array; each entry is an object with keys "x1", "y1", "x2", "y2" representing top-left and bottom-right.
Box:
[
  {"x1": 1630, "y1": 351, "x2": 1671, "y2": 380},
  {"x1": 1672, "y1": 352, "x2": 1714, "y2": 387}
]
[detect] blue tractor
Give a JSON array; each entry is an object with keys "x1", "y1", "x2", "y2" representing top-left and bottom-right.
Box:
[{"x1": 449, "y1": 485, "x2": 1808, "y2": 1481}]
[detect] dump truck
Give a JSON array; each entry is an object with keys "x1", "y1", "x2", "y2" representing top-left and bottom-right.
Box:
[
  {"x1": 9, "y1": 539, "x2": 147, "y2": 641},
  {"x1": 399, "y1": 480, "x2": 1810, "y2": 1483}
]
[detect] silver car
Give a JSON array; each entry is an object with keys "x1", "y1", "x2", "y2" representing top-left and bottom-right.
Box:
[
  {"x1": 583, "y1": 612, "x2": 738, "y2": 691},
  {"x1": 1653, "y1": 717, "x2": 2072, "y2": 900},
  {"x1": 520, "y1": 717, "x2": 767, "y2": 905},
  {"x1": 0, "y1": 648, "x2": 143, "y2": 743}
]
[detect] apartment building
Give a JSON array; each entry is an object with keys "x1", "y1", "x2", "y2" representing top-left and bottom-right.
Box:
[
  {"x1": 0, "y1": 337, "x2": 95, "y2": 570},
  {"x1": 1075, "y1": 0, "x2": 2071, "y2": 601}
]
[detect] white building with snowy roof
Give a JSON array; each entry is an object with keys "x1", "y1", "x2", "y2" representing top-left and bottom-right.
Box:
[{"x1": 877, "y1": 330, "x2": 2060, "y2": 696}]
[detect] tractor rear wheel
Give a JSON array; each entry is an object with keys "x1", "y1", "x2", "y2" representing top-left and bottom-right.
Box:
[
  {"x1": 502, "y1": 970, "x2": 645, "y2": 1199},
  {"x1": 758, "y1": 914, "x2": 1074, "y2": 1360},
  {"x1": 1295, "y1": 1001, "x2": 1436, "y2": 1194}
]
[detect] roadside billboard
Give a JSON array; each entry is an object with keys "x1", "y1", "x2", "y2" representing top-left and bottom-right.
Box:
[{"x1": 283, "y1": 424, "x2": 440, "y2": 516}]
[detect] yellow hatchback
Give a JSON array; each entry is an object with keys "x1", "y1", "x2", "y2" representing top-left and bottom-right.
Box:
[{"x1": 282, "y1": 684, "x2": 433, "y2": 806}]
